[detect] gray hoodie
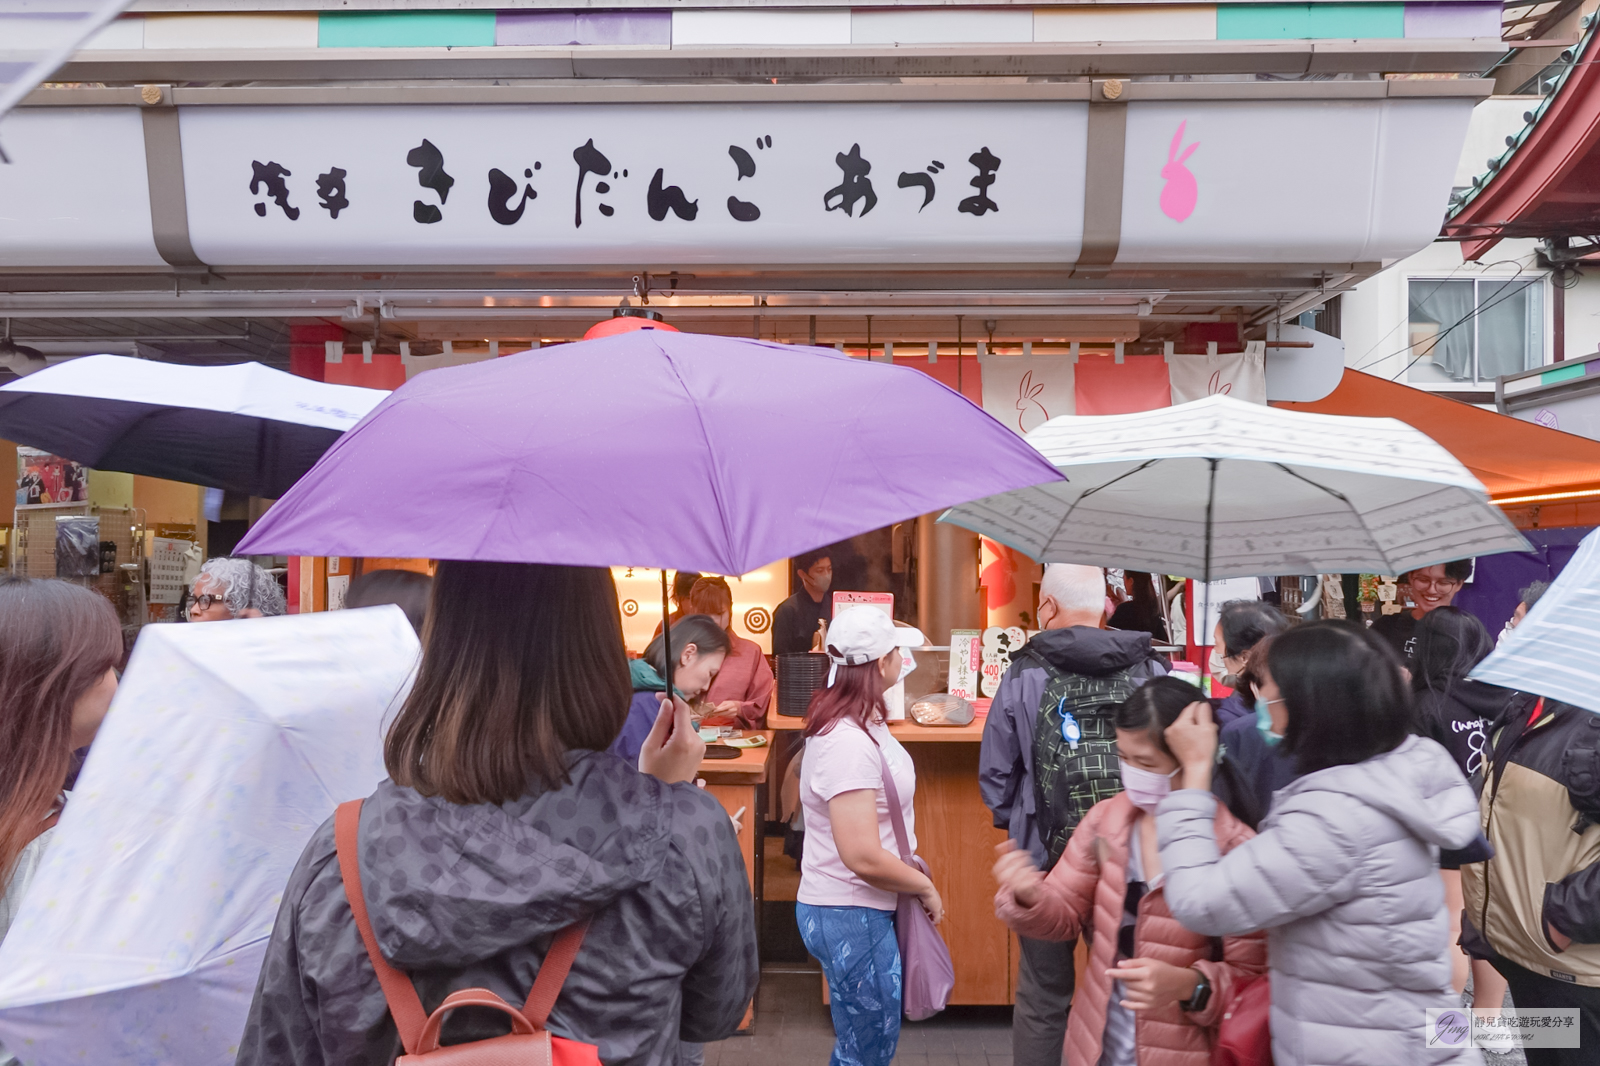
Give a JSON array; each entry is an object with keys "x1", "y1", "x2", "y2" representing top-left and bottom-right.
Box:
[
  {"x1": 1156, "y1": 735, "x2": 1483, "y2": 1066},
  {"x1": 236, "y1": 750, "x2": 757, "y2": 1066}
]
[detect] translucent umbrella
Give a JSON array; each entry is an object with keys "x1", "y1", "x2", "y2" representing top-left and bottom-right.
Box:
[
  {"x1": 941, "y1": 393, "x2": 1529, "y2": 581},
  {"x1": 1471, "y1": 527, "x2": 1600, "y2": 714},
  {"x1": 0, "y1": 606, "x2": 419, "y2": 1066}
]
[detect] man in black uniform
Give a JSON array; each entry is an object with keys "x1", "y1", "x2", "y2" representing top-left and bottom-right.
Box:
[{"x1": 771, "y1": 550, "x2": 833, "y2": 655}]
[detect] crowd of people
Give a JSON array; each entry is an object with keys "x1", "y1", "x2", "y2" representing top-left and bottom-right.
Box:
[
  {"x1": 983, "y1": 564, "x2": 1598, "y2": 1066},
  {"x1": 0, "y1": 554, "x2": 1594, "y2": 1066}
]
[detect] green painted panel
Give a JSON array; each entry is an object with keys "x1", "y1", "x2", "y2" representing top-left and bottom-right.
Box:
[
  {"x1": 1308, "y1": 3, "x2": 1404, "y2": 38},
  {"x1": 1542, "y1": 363, "x2": 1587, "y2": 385},
  {"x1": 319, "y1": 11, "x2": 496, "y2": 48},
  {"x1": 1217, "y1": 3, "x2": 1403, "y2": 39}
]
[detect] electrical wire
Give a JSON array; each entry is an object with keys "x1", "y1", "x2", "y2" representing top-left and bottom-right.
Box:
[
  {"x1": 1349, "y1": 258, "x2": 1533, "y2": 378},
  {"x1": 1352, "y1": 266, "x2": 1533, "y2": 383}
]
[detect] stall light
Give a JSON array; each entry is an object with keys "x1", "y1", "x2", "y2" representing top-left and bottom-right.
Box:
[{"x1": 1492, "y1": 488, "x2": 1600, "y2": 505}]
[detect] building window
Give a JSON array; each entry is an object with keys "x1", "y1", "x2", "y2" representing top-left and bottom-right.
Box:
[{"x1": 1407, "y1": 277, "x2": 1544, "y2": 386}]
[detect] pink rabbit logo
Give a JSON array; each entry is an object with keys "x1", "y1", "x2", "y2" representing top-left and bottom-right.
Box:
[
  {"x1": 1207, "y1": 370, "x2": 1232, "y2": 396},
  {"x1": 1160, "y1": 121, "x2": 1199, "y2": 222},
  {"x1": 1016, "y1": 370, "x2": 1050, "y2": 433}
]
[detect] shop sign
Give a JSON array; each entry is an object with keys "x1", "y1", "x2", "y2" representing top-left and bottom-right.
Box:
[{"x1": 0, "y1": 98, "x2": 1474, "y2": 268}]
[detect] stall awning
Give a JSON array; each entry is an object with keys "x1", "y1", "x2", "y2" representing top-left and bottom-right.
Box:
[{"x1": 1274, "y1": 369, "x2": 1600, "y2": 529}]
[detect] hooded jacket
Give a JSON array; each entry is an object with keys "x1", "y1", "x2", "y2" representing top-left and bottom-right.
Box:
[
  {"x1": 980, "y1": 626, "x2": 1166, "y2": 866},
  {"x1": 1411, "y1": 677, "x2": 1511, "y2": 783},
  {"x1": 996, "y1": 793, "x2": 1266, "y2": 1066},
  {"x1": 611, "y1": 659, "x2": 676, "y2": 765},
  {"x1": 236, "y1": 751, "x2": 758, "y2": 1066},
  {"x1": 1155, "y1": 735, "x2": 1482, "y2": 1066},
  {"x1": 1463, "y1": 697, "x2": 1600, "y2": 987}
]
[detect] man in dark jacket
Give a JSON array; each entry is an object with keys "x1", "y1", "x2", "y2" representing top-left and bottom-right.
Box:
[
  {"x1": 979, "y1": 563, "x2": 1166, "y2": 1066},
  {"x1": 1463, "y1": 695, "x2": 1600, "y2": 1066}
]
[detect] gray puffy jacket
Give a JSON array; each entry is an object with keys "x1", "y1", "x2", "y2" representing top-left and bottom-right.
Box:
[{"x1": 1155, "y1": 735, "x2": 1483, "y2": 1066}]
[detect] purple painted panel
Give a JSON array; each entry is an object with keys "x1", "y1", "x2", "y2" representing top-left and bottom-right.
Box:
[
  {"x1": 496, "y1": 11, "x2": 577, "y2": 45},
  {"x1": 496, "y1": 9, "x2": 669, "y2": 46},
  {"x1": 576, "y1": 10, "x2": 669, "y2": 45},
  {"x1": 1404, "y1": 2, "x2": 1503, "y2": 39}
]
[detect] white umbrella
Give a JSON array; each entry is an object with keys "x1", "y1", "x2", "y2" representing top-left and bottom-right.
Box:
[
  {"x1": 0, "y1": 606, "x2": 419, "y2": 1066},
  {"x1": 942, "y1": 394, "x2": 1529, "y2": 580},
  {"x1": 1471, "y1": 527, "x2": 1600, "y2": 714},
  {"x1": 0, "y1": 355, "x2": 387, "y2": 499}
]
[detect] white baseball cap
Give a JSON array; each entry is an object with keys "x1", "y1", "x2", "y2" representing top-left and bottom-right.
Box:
[{"x1": 825, "y1": 605, "x2": 927, "y2": 685}]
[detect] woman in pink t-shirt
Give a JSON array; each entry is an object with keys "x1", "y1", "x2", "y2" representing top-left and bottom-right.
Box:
[{"x1": 797, "y1": 606, "x2": 942, "y2": 1066}]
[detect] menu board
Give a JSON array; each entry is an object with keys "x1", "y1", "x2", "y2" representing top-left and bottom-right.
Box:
[
  {"x1": 948, "y1": 629, "x2": 982, "y2": 701},
  {"x1": 980, "y1": 626, "x2": 1027, "y2": 698}
]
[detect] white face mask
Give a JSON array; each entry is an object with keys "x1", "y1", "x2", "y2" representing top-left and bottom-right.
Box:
[
  {"x1": 1119, "y1": 759, "x2": 1179, "y2": 813},
  {"x1": 1208, "y1": 646, "x2": 1243, "y2": 690}
]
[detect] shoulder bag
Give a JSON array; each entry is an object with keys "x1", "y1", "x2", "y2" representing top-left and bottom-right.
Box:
[
  {"x1": 875, "y1": 748, "x2": 954, "y2": 1021},
  {"x1": 335, "y1": 799, "x2": 603, "y2": 1066}
]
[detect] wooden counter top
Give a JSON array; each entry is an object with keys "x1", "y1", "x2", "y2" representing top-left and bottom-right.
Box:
[
  {"x1": 767, "y1": 716, "x2": 987, "y2": 743},
  {"x1": 696, "y1": 730, "x2": 775, "y2": 779}
]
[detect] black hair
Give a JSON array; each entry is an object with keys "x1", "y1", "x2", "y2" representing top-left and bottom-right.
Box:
[
  {"x1": 793, "y1": 549, "x2": 832, "y2": 574},
  {"x1": 1218, "y1": 600, "x2": 1289, "y2": 659},
  {"x1": 642, "y1": 613, "x2": 731, "y2": 677},
  {"x1": 345, "y1": 569, "x2": 432, "y2": 634},
  {"x1": 1269, "y1": 620, "x2": 1411, "y2": 776},
  {"x1": 671, "y1": 570, "x2": 702, "y2": 604},
  {"x1": 1114, "y1": 675, "x2": 1208, "y2": 759},
  {"x1": 1412, "y1": 606, "x2": 1493, "y2": 695},
  {"x1": 1519, "y1": 580, "x2": 1550, "y2": 609},
  {"x1": 1403, "y1": 560, "x2": 1472, "y2": 584}
]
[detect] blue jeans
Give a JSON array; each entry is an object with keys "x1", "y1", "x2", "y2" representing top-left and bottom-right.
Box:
[{"x1": 797, "y1": 903, "x2": 902, "y2": 1066}]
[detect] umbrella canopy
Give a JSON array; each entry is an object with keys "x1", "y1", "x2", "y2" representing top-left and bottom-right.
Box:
[
  {"x1": 0, "y1": 355, "x2": 388, "y2": 499},
  {"x1": 0, "y1": 606, "x2": 419, "y2": 1066},
  {"x1": 1471, "y1": 527, "x2": 1600, "y2": 714},
  {"x1": 236, "y1": 332, "x2": 1062, "y2": 573},
  {"x1": 941, "y1": 394, "x2": 1530, "y2": 579}
]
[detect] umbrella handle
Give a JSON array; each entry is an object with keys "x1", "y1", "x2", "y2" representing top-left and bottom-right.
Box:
[{"x1": 662, "y1": 569, "x2": 675, "y2": 697}]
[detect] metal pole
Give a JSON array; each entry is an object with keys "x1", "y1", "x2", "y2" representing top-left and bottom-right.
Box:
[{"x1": 1202, "y1": 458, "x2": 1218, "y2": 674}]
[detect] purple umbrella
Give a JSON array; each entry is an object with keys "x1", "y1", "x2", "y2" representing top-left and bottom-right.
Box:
[{"x1": 237, "y1": 332, "x2": 1061, "y2": 574}]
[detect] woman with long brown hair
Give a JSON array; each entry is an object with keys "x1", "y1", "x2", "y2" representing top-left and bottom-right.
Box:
[
  {"x1": 0, "y1": 578, "x2": 121, "y2": 935},
  {"x1": 796, "y1": 605, "x2": 940, "y2": 1066},
  {"x1": 238, "y1": 561, "x2": 758, "y2": 1066}
]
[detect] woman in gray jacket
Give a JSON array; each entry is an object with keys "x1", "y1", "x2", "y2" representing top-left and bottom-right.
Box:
[{"x1": 1156, "y1": 621, "x2": 1484, "y2": 1066}]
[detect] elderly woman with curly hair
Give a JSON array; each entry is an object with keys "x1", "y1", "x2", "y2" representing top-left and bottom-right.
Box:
[{"x1": 185, "y1": 557, "x2": 286, "y2": 622}]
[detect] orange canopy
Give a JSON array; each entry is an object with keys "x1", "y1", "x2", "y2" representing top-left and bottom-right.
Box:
[{"x1": 1273, "y1": 370, "x2": 1600, "y2": 529}]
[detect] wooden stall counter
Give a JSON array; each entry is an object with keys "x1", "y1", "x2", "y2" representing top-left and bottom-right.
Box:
[
  {"x1": 769, "y1": 715, "x2": 1016, "y2": 1006},
  {"x1": 696, "y1": 732, "x2": 773, "y2": 1032}
]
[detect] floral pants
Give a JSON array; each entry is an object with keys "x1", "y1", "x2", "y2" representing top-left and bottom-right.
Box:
[{"x1": 797, "y1": 903, "x2": 903, "y2": 1066}]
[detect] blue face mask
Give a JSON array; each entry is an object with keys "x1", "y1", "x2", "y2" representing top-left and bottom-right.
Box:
[{"x1": 1255, "y1": 698, "x2": 1284, "y2": 747}]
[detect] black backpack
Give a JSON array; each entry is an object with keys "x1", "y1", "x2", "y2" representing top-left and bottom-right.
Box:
[{"x1": 1029, "y1": 654, "x2": 1141, "y2": 869}]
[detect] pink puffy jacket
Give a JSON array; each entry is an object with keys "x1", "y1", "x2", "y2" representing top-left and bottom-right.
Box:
[{"x1": 996, "y1": 793, "x2": 1267, "y2": 1066}]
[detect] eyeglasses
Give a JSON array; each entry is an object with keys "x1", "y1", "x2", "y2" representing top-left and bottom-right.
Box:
[{"x1": 189, "y1": 594, "x2": 229, "y2": 612}]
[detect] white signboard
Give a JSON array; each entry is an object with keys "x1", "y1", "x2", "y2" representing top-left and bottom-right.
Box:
[
  {"x1": 148, "y1": 536, "x2": 197, "y2": 605},
  {"x1": 179, "y1": 103, "x2": 1089, "y2": 266},
  {"x1": 948, "y1": 628, "x2": 981, "y2": 701},
  {"x1": 0, "y1": 98, "x2": 1475, "y2": 269}
]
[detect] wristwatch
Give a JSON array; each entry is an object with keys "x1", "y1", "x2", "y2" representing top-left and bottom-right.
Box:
[{"x1": 1180, "y1": 970, "x2": 1212, "y2": 1013}]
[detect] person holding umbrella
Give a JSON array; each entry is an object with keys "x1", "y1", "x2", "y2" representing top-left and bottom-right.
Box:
[{"x1": 237, "y1": 562, "x2": 758, "y2": 1066}]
